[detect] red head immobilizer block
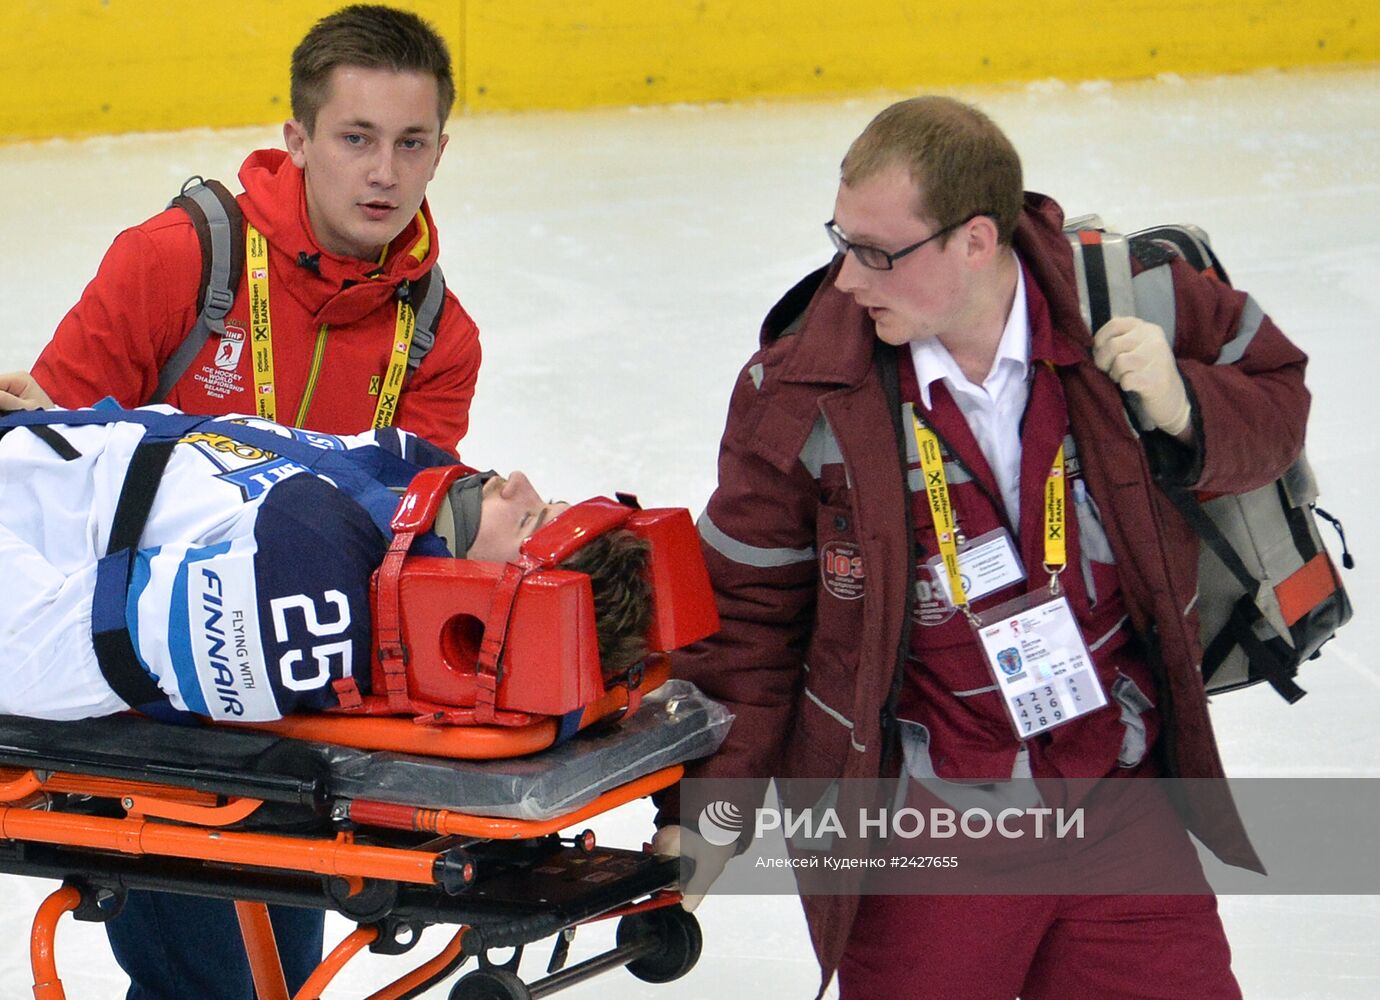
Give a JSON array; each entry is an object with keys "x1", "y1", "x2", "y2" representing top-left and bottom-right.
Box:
[{"x1": 349, "y1": 469, "x2": 719, "y2": 727}]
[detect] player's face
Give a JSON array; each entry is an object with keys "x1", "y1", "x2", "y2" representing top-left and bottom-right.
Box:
[
  {"x1": 464, "y1": 471, "x2": 571, "y2": 563},
  {"x1": 285, "y1": 65, "x2": 448, "y2": 261},
  {"x1": 830, "y1": 164, "x2": 972, "y2": 347}
]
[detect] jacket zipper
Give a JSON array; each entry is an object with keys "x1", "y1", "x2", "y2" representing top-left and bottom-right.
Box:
[
  {"x1": 878, "y1": 379, "x2": 1030, "y2": 760},
  {"x1": 293, "y1": 323, "x2": 329, "y2": 428}
]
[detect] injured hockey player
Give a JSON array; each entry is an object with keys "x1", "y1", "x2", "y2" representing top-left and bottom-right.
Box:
[{"x1": 0, "y1": 375, "x2": 654, "y2": 724}]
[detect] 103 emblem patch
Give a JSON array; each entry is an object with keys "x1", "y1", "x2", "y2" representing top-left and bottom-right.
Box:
[
  {"x1": 912, "y1": 568, "x2": 958, "y2": 626},
  {"x1": 820, "y1": 541, "x2": 865, "y2": 600}
]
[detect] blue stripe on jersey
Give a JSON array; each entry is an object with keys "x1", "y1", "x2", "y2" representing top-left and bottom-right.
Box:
[
  {"x1": 167, "y1": 541, "x2": 233, "y2": 716},
  {"x1": 91, "y1": 550, "x2": 134, "y2": 634},
  {"x1": 126, "y1": 545, "x2": 161, "y2": 684}
]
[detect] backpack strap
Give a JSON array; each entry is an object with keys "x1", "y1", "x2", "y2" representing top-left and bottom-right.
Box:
[
  {"x1": 1128, "y1": 224, "x2": 1231, "y2": 284},
  {"x1": 152, "y1": 177, "x2": 245, "y2": 404},
  {"x1": 1200, "y1": 593, "x2": 1306, "y2": 703},
  {"x1": 1065, "y1": 228, "x2": 1136, "y2": 335},
  {"x1": 157, "y1": 175, "x2": 439, "y2": 400},
  {"x1": 405, "y1": 264, "x2": 446, "y2": 379}
]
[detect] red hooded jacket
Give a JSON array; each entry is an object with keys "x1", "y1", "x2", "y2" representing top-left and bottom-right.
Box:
[{"x1": 34, "y1": 149, "x2": 480, "y2": 452}]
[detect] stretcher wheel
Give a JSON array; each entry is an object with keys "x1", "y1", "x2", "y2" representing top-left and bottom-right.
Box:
[
  {"x1": 617, "y1": 906, "x2": 702, "y2": 984},
  {"x1": 448, "y1": 967, "x2": 531, "y2": 1000}
]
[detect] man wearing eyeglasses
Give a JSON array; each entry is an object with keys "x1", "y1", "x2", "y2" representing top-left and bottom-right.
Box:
[{"x1": 657, "y1": 96, "x2": 1309, "y2": 998}]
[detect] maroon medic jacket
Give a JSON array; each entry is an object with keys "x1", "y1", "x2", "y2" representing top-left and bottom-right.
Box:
[
  {"x1": 672, "y1": 193, "x2": 1309, "y2": 982},
  {"x1": 892, "y1": 266, "x2": 1159, "y2": 786}
]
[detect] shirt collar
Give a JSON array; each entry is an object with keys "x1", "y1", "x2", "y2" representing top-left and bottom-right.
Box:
[{"x1": 910, "y1": 256, "x2": 1029, "y2": 408}]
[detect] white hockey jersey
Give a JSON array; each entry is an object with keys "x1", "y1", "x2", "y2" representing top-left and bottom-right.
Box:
[{"x1": 0, "y1": 406, "x2": 451, "y2": 722}]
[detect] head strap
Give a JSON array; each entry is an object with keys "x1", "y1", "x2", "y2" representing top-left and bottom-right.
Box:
[
  {"x1": 472, "y1": 496, "x2": 637, "y2": 723},
  {"x1": 518, "y1": 496, "x2": 638, "y2": 567},
  {"x1": 372, "y1": 464, "x2": 477, "y2": 714}
]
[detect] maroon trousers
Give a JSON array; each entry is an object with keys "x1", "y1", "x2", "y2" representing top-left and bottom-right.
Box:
[
  {"x1": 838, "y1": 890, "x2": 1238, "y2": 1000},
  {"x1": 836, "y1": 778, "x2": 1240, "y2": 1000}
]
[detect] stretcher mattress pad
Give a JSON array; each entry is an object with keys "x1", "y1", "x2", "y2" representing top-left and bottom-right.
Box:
[{"x1": 0, "y1": 681, "x2": 729, "y2": 821}]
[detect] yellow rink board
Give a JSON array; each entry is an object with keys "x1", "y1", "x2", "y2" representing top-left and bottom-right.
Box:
[
  {"x1": 2, "y1": 1, "x2": 1375, "y2": 141},
  {"x1": 464, "y1": 1, "x2": 1376, "y2": 111},
  {"x1": 0, "y1": 0, "x2": 464, "y2": 141}
]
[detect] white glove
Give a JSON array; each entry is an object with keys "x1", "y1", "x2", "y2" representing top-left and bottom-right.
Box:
[
  {"x1": 651, "y1": 825, "x2": 735, "y2": 913},
  {"x1": 1091, "y1": 317, "x2": 1192, "y2": 437},
  {"x1": 0, "y1": 371, "x2": 54, "y2": 412}
]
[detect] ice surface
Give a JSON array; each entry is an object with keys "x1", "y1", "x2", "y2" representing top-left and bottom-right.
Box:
[{"x1": 1, "y1": 66, "x2": 1377, "y2": 998}]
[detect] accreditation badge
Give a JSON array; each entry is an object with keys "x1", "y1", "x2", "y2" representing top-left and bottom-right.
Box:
[
  {"x1": 924, "y1": 528, "x2": 1026, "y2": 606},
  {"x1": 973, "y1": 590, "x2": 1107, "y2": 740}
]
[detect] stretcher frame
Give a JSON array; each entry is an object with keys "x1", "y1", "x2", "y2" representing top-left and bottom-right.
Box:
[
  {"x1": 0, "y1": 420, "x2": 722, "y2": 998},
  {"x1": 0, "y1": 667, "x2": 704, "y2": 1000}
]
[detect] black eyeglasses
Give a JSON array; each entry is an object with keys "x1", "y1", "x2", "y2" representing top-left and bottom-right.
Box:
[{"x1": 824, "y1": 213, "x2": 983, "y2": 271}]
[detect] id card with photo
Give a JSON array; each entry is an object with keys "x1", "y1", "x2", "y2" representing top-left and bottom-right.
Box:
[
  {"x1": 974, "y1": 591, "x2": 1107, "y2": 739},
  {"x1": 925, "y1": 528, "x2": 1026, "y2": 606}
]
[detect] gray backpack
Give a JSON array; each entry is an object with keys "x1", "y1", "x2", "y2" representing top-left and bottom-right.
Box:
[{"x1": 1065, "y1": 217, "x2": 1353, "y2": 702}]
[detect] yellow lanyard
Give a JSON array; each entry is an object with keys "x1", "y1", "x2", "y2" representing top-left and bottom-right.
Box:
[
  {"x1": 246, "y1": 224, "x2": 278, "y2": 422},
  {"x1": 911, "y1": 413, "x2": 1067, "y2": 620},
  {"x1": 371, "y1": 297, "x2": 415, "y2": 430},
  {"x1": 1042, "y1": 442, "x2": 1067, "y2": 589},
  {"x1": 242, "y1": 223, "x2": 418, "y2": 430}
]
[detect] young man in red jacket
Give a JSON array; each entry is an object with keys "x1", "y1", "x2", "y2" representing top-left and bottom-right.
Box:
[
  {"x1": 659, "y1": 97, "x2": 1309, "y2": 998},
  {"x1": 32, "y1": 4, "x2": 479, "y2": 455},
  {"x1": 26, "y1": 7, "x2": 480, "y2": 997}
]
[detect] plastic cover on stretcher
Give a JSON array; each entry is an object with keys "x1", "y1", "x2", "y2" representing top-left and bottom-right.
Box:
[
  {"x1": 324, "y1": 680, "x2": 730, "y2": 819},
  {"x1": 0, "y1": 680, "x2": 730, "y2": 822}
]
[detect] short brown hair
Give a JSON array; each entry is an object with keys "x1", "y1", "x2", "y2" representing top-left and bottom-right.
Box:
[
  {"x1": 560, "y1": 529, "x2": 654, "y2": 683},
  {"x1": 840, "y1": 96, "x2": 1024, "y2": 245},
  {"x1": 290, "y1": 4, "x2": 456, "y2": 135}
]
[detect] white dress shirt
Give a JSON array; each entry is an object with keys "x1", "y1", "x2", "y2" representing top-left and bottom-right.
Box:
[{"x1": 910, "y1": 261, "x2": 1031, "y2": 526}]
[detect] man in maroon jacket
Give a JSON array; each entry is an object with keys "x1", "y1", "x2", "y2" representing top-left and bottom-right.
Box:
[{"x1": 658, "y1": 97, "x2": 1309, "y2": 999}]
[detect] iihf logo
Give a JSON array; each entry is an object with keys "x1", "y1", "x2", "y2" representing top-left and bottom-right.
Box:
[
  {"x1": 697, "y1": 800, "x2": 743, "y2": 847},
  {"x1": 997, "y1": 647, "x2": 1023, "y2": 676}
]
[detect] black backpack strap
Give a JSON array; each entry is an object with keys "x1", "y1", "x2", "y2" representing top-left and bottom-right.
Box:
[
  {"x1": 91, "y1": 439, "x2": 179, "y2": 708},
  {"x1": 405, "y1": 264, "x2": 446, "y2": 379},
  {"x1": 1159, "y1": 483, "x2": 1262, "y2": 595},
  {"x1": 152, "y1": 177, "x2": 245, "y2": 404},
  {"x1": 1200, "y1": 596, "x2": 1306, "y2": 703},
  {"x1": 1066, "y1": 229, "x2": 1135, "y2": 335},
  {"x1": 1128, "y1": 224, "x2": 1231, "y2": 284}
]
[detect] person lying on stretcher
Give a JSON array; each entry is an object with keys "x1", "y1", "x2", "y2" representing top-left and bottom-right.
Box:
[{"x1": 0, "y1": 372, "x2": 652, "y2": 724}]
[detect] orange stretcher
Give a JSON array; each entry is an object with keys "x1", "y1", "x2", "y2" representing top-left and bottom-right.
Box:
[{"x1": 0, "y1": 487, "x2": 724, "y2": 999}]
